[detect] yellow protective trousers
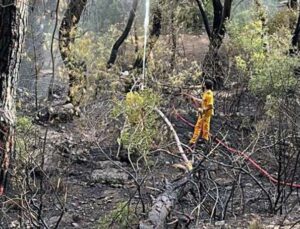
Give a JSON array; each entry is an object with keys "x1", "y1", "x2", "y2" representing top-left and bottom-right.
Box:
[{"x1": 190, "y1": 114, "x2": 211, "y2": 143}]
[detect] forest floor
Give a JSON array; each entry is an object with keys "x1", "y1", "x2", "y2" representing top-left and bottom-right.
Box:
[
  {"x1": 4, "y1": 85, "x2": 298, "y2": 229},
  {"x1": 2, "y1": 35, "x2": 300, "y2": 228}
]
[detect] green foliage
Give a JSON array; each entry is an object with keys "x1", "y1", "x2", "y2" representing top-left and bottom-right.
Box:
[
  {"x1": 62, "y1": 25, "x2": 123, "y2": 104},
  {"x1": 146, "y1": 38, "x2": 203, "y2": 86},
  {"x1": 16, "y1": 116, "x2": 35, "y2": 160},
  {"x1": 69, "y1": 25, "x2": 120, "y2": 71},
  {"x1": 175, "y1": 2, "x2": 203, "y2": 34},
  {"x1": 174, "y1": 0, "x2": 215, "y2": 34},
  {"x1": 268, "y1": 8, "x2": 297, "y2": 34},
  {"x1": 227, "y1": 7, "x2": 299, "y2": 114},
  {"x1": 16, "y1": 116, "x2": 32, "y2": 132},
  {"x1": 113, "y1": 90, "x2": 161, "y2": 158},
  {"x1": 80, "y1": 0, "x2": 129, "y2": 32},
  {"x1": 98, "y1": 201, "x2": 138, "y2": 228}
]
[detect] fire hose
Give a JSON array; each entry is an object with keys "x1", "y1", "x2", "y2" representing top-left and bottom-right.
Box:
[{"x1": 173, "y1": 109, "x2": 300, "y2": 189}]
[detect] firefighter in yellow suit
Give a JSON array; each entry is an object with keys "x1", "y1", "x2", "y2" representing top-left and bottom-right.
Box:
[{"x1": 189, "y1": 79, "x2": 214, "y2": 145}]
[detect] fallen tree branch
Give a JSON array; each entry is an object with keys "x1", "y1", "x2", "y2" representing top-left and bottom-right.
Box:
[
  {"x1": 139, "y1": 176, "x2": 189, "y2": 228},
  {"x1": 154, "y1": 108, "x2": 192, "y2": 170}
]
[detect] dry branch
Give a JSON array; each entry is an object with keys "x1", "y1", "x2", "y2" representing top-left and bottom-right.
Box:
[
  {"x1": 138, "y1": 108, "x2": 195, "y2": 228},
  {"x1": 154, "y1": 108, "x2": 192, "y2": 170}
]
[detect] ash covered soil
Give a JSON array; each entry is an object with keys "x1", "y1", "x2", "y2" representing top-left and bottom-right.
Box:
[{"x1": 1, "y1": 85, "x2": 299, "y2": 229}]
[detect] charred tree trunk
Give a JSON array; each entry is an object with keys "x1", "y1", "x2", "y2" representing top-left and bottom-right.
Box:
[
  {"x1": 289, "y1": 0, "x2": 298, "y2": 9},
  {"x1": 195, "y1": 0, "x2": 212, "y2": 39},
  {"x1": 140, "y1": 176, "x2": 189, "y2": 228},
  {"x1": 58, "y1": 0, "x2": 87, "y2": 107},
  {"x1": 0, "y1": 0, "x2": 28, "y2": 195},
  {"x1": 134, "y1": 23, "x2": 139, "y2": 54},
  {"x1": 292, "y1": 10, "x2": 300, "y2": 50},
  {"x1": 107, "y1": 0, "x2": 139, "y2": 68},
  {"x1": 200, "y1": 0, "x2": 232, "y2": 89},
  {"x1": 211, "y1": 0, "x2": 223, "y2": 44},
  {"x1": 170, "y1": 1, "x2": 177, "y2": 69},
  {"x1": 133, "y1": 0, "x2": 162, "y2": 69}
]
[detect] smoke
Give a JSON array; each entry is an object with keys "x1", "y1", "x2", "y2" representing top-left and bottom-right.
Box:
[{"x1": 232, "y1": 0, "x2": 282, "y2": 24}]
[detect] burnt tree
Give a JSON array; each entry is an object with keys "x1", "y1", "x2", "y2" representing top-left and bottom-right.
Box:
[
  {"x1": 195, "y1": 0, "x2": 212, "y2": 39},
  {"x1": 292, "y1": 9, "x2": 300, "y2": 50},
  {"x1": 170, "y1": 0, "x2": 178, "y2": 69},
  {"x1": 196, "y1": 0, "x2": 232, "y2": 88},
  {"x1": 289, "y1": 0, "x2": 298, "y2": 9},
  {"x1": 59, "y1": 0, "x2": 87, "y2": 106},
  {"x1": 107, "y1": 0, "x2": 139, "y2": 68},
  {"x1": 0, "y1": 0, "x2": 28, "y2": 195}
]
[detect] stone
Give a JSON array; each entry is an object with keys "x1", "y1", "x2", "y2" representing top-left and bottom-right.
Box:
[
  {"x1": 91, "y1": 168, "x2": 128, "y2": 185},
  {"x1": 63, "y1": 103, "x2": 74, "y2": 110},
  {"x1": 215, "y1": 220, "x2": 226, "y2": 226},
  {"x1": 95, "y1": 161, "x2": 123, "y2": 170},
  {"x1": 71, "y1": 222, "x2": 80, "y2": 228}
]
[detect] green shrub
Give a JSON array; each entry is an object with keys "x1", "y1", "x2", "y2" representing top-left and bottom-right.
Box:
[
  {"x1": 113, "y1": 89, "x2": 161, "y2": 160},
  {"x1": 227, "y1": 7, "x2": 299, "y2": 114},
  {"x1": 98, "y1": 202, "x2": 138, "y2": 228}
]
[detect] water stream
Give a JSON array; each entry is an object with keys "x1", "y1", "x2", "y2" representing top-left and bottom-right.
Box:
[{"x1": 142, "y1": 0, "x2": 150, "y2": 89}]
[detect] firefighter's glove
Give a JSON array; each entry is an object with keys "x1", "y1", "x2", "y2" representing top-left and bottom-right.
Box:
[{"x1": 198, "y1": 108, "x2": 203, "y2": 115}]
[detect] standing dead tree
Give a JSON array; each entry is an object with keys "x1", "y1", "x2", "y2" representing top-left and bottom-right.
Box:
[
  {"x1": 195, "y1": 0, "x2": 233, "y2": 88},
  {"x1": 107, "y1": 0, "x2": 139, "y2": 68},
  {"x1": 0, "y1": 0, "x2": 29, "y2": 195},
  {"x1": 58, "y1": 0, "x2": 87, "y2": 106},
  {"x1": 292, "y1": 7, "x2": 300, "y2": 51}
]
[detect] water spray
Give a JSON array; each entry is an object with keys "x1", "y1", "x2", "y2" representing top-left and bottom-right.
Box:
[{"x1": 142, "y1": 0, "x2": 150, "y2": 90}]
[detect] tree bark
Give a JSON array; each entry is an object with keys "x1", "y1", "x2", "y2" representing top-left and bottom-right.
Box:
[
  {"x1": 292, "y1": 10, "x2": 300, "y2": 49},
  {"x1": 289, "y1": 0, "x2": 298, "y2": 9},
  {"x1": 170, "y1": 1, "x2": 177, "y2": 69},
  {"x1": 139, "y1": 176, "x2": 189, "y2": 228},
  {"x1": 195, "y1": 0, "x2": 212, "y2": 39},
  {"x1": 58, "y1": 0, "x2": 87, "y2": 106},
  {"x1": 200, "y1": 0, "x2": 232, "y2": 89},
  {"x1": 0, "y1": 0, "x2": 28, "y2": 195},
  {"x1": 107, "y1": 0, "x2": 139, "y2": 68},
  {"x1": 212, "y1": 0, "x2": 223, "y2": 35},
  {"x1": 212, "y1": 0, "x2": 232, "y2": 49}
]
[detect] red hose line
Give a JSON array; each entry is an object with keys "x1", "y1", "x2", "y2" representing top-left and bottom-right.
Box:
[{"x1": 174, "y1": 111, "x2": 300, "y2": 189}]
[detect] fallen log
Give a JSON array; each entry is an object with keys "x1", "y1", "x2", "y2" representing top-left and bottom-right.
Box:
[{"x1": 139, "y1": 176, "x2": 189, "y2": 229}]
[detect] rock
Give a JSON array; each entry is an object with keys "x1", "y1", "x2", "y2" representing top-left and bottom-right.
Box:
[
  {"x1": 95, "y1": 160, "x2": 123, "y2": 170},
  {"x1": 215, "y1": 220, "x2": 225, "y2": 226},
  {"x1": 91, "y1": 168, "x2": 128, "y2": 185},
  {"x1": 71, "y1": 222, "x2": 80, "y2": 228},
  {"x1": 121, "y1": 71, "x2": 129, "y2": 77},
  {"x1": 90, "y1": 147, "x2": 113, "y2": 161},
  {"x1": 63, "y1": 103, "x2": 74, "y2": 110},
  {"x1": 35, "y1": 103, "x2": 75, "y2": 125},
  {"x1": 71, "y1": 202, "x2": 78, "y2": 208}
]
